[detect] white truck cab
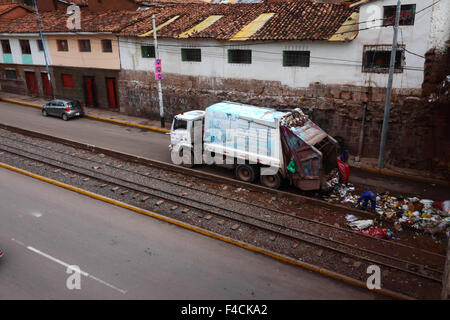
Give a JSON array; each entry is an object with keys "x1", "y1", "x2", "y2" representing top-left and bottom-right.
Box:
[{"x1": 169, "y1": 110, "x2": 205, "y2": 160}]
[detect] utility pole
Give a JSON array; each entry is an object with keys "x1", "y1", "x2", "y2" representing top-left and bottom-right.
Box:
[
  {"x1": 378, "y1": 0, "x2": 401, "y2": 169},
  {"x1": 152, "y1": 14, "x2": 165, "y2": 128},
  {"x1": 33, "y1": 0, "x2": 53, "y2": 98}
]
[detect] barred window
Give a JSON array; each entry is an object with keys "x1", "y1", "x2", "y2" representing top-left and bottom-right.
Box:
[
  {"x1": 383, "y1": 4, "x2": 416, "y2": 26},
  {"x1": 181, "y1": 48, "x2": 201, "y2": 62},
  {"x1": 283, "y1": 51, "x2": 310, "y2": 67},
  {"x1": 363, "y1": 45, "x2": 405, "y2": 73},
  {"x1": 141, "y1": 45, "x2": 155, "y2": 58},
  {"x1": 228, "y1": 49, "x2": 252, "y2": 64},
  {"x1": 6, "y1": 69, "x2": 17, "y2": 79}
]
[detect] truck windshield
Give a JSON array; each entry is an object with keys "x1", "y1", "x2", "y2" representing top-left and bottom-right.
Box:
[{"x1": 173, "y1": 118, "x2": 187, "y2": 130}]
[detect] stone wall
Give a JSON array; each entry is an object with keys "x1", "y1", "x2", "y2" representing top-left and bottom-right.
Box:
[{"x1": 118, "y1": 69, "x2": 450, "y2": 177}]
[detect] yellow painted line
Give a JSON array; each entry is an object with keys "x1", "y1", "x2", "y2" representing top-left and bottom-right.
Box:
[
  {"x1": 0, "y1": 161, "x2": 411, "y2": 300},
  {"x1": 328, "y1": 12, "x2": 360, "y2": 42},
  {"x1": 0, "y1": 98, "x2": 170, "y2": 134},
  {"x1": 1, "y1": 98, "x2": 42, "y2": 109},
  {"x1": 179, "y1": 15, "x2": 223, "y2": 38},
  {"x1": 85, "y1": 115, "x2": 170, "y2": 133},
  {"x1": 138, "y1": 15, "x2": 180, "y2": 37},
  {"x1": 230, "y1": 13, "x2": 275, "y2": 41}
]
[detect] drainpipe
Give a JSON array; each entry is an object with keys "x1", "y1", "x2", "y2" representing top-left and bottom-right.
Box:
[{"x1": 355, "y1": 103, "x2": 367, "y2": 162}]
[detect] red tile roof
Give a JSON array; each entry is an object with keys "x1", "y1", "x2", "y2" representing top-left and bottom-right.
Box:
[
  {"x1": 0, "y1": 0, "x2": 356, "y2": 41},
  {"x1": 0, "y1": 8, "x2": 153, "y2": 33},
  {"x1": 0, "y1": 3, "x2": 32, "y2": 16},
  {"x1": 122, "y1": 1, "x2": 357, "y2": 40}
]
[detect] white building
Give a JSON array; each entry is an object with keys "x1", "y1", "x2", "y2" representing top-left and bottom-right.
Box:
[{"x1": 119, "y1": 0, "x2": 449, "y2": 91}]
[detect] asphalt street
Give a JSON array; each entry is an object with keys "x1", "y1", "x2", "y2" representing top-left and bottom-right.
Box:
[
  {"x1": 0, "y1": 101, "x2": 447, "y2": 199},
  {"x1": 0, "y1": 167, "x2": 383, "y2": 299}
]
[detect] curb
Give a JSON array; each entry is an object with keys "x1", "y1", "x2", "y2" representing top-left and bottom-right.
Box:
[
  {"x1": 0, "y1": 160, "x2": 411, "y2": 300},
  {"x1": 353, "y1": 165, "x2": 450, "y2": 187},
  {"x1": 0, "y1": 98, "x2": 170, "y2": 134}
]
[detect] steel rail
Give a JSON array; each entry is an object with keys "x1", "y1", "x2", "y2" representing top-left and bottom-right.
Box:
[
  {"x1": 0, "y1": 143, "x2": 443, "y2": 283},
  {"x1": 0, "y1": 130, "x2": 446, "y2": 264}
]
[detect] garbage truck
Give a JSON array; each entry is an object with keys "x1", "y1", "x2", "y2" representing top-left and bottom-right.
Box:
[{"x1": 169, "y1": 101, "x2": 338, "y2": 191}]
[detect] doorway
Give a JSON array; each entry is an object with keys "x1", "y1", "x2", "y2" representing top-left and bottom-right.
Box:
[
  {"x1": 25, "y1": 71, "x2": 38, "y2": 94},
  {"x1": 83, "y1": 76, "x2": 97, "y2": 107},
  {"x1": 41, "y1": 72, "x2": 52, "y2": 96},
  {"x1": 105, "y1": 77, "x2": 118, "y2": 108}
]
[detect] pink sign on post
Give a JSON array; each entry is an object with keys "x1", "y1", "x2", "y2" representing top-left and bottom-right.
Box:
[{"x1": 154, "y1": 59, "x2": 163, "y2": 80}]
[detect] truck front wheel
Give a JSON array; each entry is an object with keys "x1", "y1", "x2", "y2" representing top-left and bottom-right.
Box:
[
  {"x1": 260, "y1": 173, "x2": 282, "y2": 189},
  {"x1": 235, "y1": 164, "x2": 256, "y2": 183}
]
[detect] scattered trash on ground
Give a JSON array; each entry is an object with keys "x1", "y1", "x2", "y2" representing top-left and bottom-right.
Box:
[{"x1": 324, "y1": 171, "x2": 450, "y2": 239}]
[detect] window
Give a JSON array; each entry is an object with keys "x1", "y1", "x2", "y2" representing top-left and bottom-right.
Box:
[
  {"x1": 101, "y1": 39, "x2": 112, "y2": 53},
  {"x1": 19, "y1": 40, "x2": 31, "y2": 54},
  {"x1": 283, "y1": 51, "x2": 310, "y2": 67},
  {"x1": 141, "y1": 45, "x2": 155, "y2": 58},
  {"x1": 6, "y1": 69, "x2": 17, "y2": 79},
  {"x1": 383, "y1": 4, "x2": 416, "y2": 26},
  {"x1": 57, "y1": 39, "x2": 68, "y2": 52},
  {"x1": 78, "y1": 39, "x2": 91, "y2": 52},
  {"x1": 173, "y1": 118, "x2": 187, "y2": 130},
  {"x1": 181, "y1": 48, "x2": 201, "y2": 62},
  {"x1": 1, "y1": 40, "x2": 11, "y2": 54},
  {"x1": 37, "y1": 39, "x2": 44, "y2": 51},
  {"x1": 228, "y1": 49, "x2": 252, "y2": 64},
  {"x1": 61, "y1": 74, "x2": 74, "y2": 88},
  {"x1": 362, "y1": 45, "x2": 405, "y2": 73}
]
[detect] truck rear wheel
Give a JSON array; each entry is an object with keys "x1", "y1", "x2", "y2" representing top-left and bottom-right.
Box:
[
  {"x1": 235, "y1": 164, "x2": 256, "y2": 183},
  {"x1": 260, "y1": 173, "x2": 282, "y2": 189}
]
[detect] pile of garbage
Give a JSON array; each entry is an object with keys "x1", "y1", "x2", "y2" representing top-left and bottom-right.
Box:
[
  {"x1": 325, "y1": 169, "x2": 450, "y2": 238},
  {"x1": 281, "y1": 108, "x2": 309, "y2": 127}
]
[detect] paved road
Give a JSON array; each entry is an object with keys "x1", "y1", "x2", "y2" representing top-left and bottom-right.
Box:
[
  {"x1": 0, "y1": 101, "x2": 447, "y2": 199},
  {"x1": 0, "y1": 167, "x2": 384, "y2": 299}
]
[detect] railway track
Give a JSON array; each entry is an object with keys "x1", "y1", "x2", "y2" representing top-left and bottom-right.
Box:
[{"x1": 0, "y1": 126, "x2": 446, "y2": 299}]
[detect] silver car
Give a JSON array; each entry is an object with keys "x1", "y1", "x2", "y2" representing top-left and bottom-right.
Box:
[{"x1": 42, "y1": 99, "x2": 84, "y2": 121}]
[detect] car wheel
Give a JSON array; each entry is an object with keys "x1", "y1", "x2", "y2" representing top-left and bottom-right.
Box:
[
  {"x1": 235, "y1": 164, "x2": 257, "y2": 183},
  {"x1": 62, "y1": 113, "x2": 68, "y2": 121},
  {"x1": 42, "y1": 109, "x2": 48, "y2": 117},
  {"x1": 260, "y1": 172, "x2": 282, "y2": 189}
]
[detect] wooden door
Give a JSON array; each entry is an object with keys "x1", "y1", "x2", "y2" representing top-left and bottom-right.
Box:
[
  {"x1": 106, "y1": 78, "x2": 117, "y2": 108},
  {"x1": 41, "y1": 73, "x2": 51, "y2": 96},
  {"x1": 25, "y1": 72, "x2": 38, "y2": 94},
  {"x1": 83, "y1": 76, "x2": 97, "y2": 107}
]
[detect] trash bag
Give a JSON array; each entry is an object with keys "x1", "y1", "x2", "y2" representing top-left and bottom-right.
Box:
[
  {"x1": 287, "y1": 158, "x2": 297, "y2": 174},
  {"x1": 348, "y1": 219, "x2": 373, "y2": 230}
]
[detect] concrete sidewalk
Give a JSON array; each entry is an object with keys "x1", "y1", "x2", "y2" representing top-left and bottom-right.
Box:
[
  {"x1": 1, "y1": 91, "x2": 449, "y2": 188},
  {"x1": 0, "y1": 92, "x2": 170, "y2": 134}
]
